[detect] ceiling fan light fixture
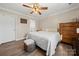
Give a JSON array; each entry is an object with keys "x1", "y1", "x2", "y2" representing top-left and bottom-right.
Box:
[
  {"x1": 32, "y1": 9, "x2": 39, "y2": 14},
  {"x1": 23, "y1": 3, "x2": 48, "y2": 15}
]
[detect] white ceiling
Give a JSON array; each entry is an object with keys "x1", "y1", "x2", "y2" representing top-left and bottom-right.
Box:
[{"x1": 0, "y1": 3, "x2": 79, "y2": 20}]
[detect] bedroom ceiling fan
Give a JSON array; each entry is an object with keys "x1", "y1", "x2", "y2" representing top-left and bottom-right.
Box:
[{"x1": 23, "y1": 3, "x2": 48, "y2": 15}]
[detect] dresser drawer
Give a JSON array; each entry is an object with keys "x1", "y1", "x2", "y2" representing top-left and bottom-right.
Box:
[
  {"x1": 60, "y1": 23, "x2": 76, "y2": 27},
  {"x1": 63, "y1": 35, "x2": 76, "y2": 38},
  {"x1": 62, "y1": 38, "x2": 73, "y2": 44}
]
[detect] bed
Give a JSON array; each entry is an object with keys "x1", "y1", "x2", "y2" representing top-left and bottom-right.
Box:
[{"x1": 28, "y1": 31, "x2": 61, "y2": 56}]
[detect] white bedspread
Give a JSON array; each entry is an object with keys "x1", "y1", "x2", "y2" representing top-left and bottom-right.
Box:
[{"x1": 28, "y1": 31, "x2": 61, "y2": 56}]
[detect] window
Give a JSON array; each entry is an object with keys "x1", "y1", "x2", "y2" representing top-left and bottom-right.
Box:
[
  {"x1": 30, "y1": 20, "x2": 36, "y2": 32},
  {"x1": 20, "y1": 18, "x2": 27, "y2": 24}
]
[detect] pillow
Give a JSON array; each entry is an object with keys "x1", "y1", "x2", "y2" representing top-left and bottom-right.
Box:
[
  {"x1": 45, "y1": 29, "x2": 57, "y2": 32},
  {"x1": 41, "y1": 28, "x2": 57, "y2": 32}
]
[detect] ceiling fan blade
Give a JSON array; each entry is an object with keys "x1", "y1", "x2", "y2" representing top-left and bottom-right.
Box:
[
  {"x1": 40, "y1": 7, "x2": 48, "y2": 10},
  {"x1": 38, "y1": 11, "x2": 41, "y2": 15},
  {"x1": 30, "y1": 11, "x2": 34, "y2": 14},
  {"x1": 23, "y1": 4, "x2": 32, "y2": 8}
]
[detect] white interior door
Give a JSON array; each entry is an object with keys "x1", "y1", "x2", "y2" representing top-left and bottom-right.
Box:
[{"x1": 0, "y1": 15, "x2": 15, "y2": 44}]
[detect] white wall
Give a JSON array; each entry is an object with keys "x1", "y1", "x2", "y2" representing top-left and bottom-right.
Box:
[
  {"x1": 0, "y1": 12, "x2": 16, "y2": 43},
  {"x1": 37, "y1": 7, "x2": 79, "y2": 32},
  {"x1": 0, "y1": 9, "x2": 30, "y2": 43}
]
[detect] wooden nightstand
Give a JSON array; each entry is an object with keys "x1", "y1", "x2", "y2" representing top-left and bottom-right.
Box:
[
  {"x1": 75, "y1": 34, "x2": 79, "y2": 56},
  {"x1": 72, "y1": 33, "x2": 79, "y2": 56}
]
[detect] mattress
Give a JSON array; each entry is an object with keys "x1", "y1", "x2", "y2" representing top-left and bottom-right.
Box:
[{"x1": 28, "y1": 31, "x2": 61, "y2": 56}]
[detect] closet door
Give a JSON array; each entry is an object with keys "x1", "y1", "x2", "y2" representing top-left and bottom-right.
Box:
[{"x1": 0, "y1": 15, "x2": 15, "y2": 44}]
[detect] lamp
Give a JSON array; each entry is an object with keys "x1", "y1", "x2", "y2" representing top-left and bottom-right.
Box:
[
  {"x1": 77, "y1": 28, "x2": 79, "y2": 40},
  {"x1": 77, "y1": 28, "x2": 79, "y2": 33}
]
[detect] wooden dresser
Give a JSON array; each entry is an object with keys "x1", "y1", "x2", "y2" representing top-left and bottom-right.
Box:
[{"x1": 59, "y1": 22, "x2": 78, "y2": 45}]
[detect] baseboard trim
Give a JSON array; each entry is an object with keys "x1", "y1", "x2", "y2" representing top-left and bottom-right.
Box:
[{"x1": 16, "y1": 37, "x2": 25, "y2": 41}]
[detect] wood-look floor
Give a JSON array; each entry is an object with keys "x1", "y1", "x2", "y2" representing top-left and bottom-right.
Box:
[
  {"x1": 0, "y1": 40, "x2": 25, "y2": 56},
  {"x1": 0, "y1": 40, "x2": 75, "y2": 56},
  {"x1": 21, "y1": 43, "x2": 75, "y2": 56}
]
